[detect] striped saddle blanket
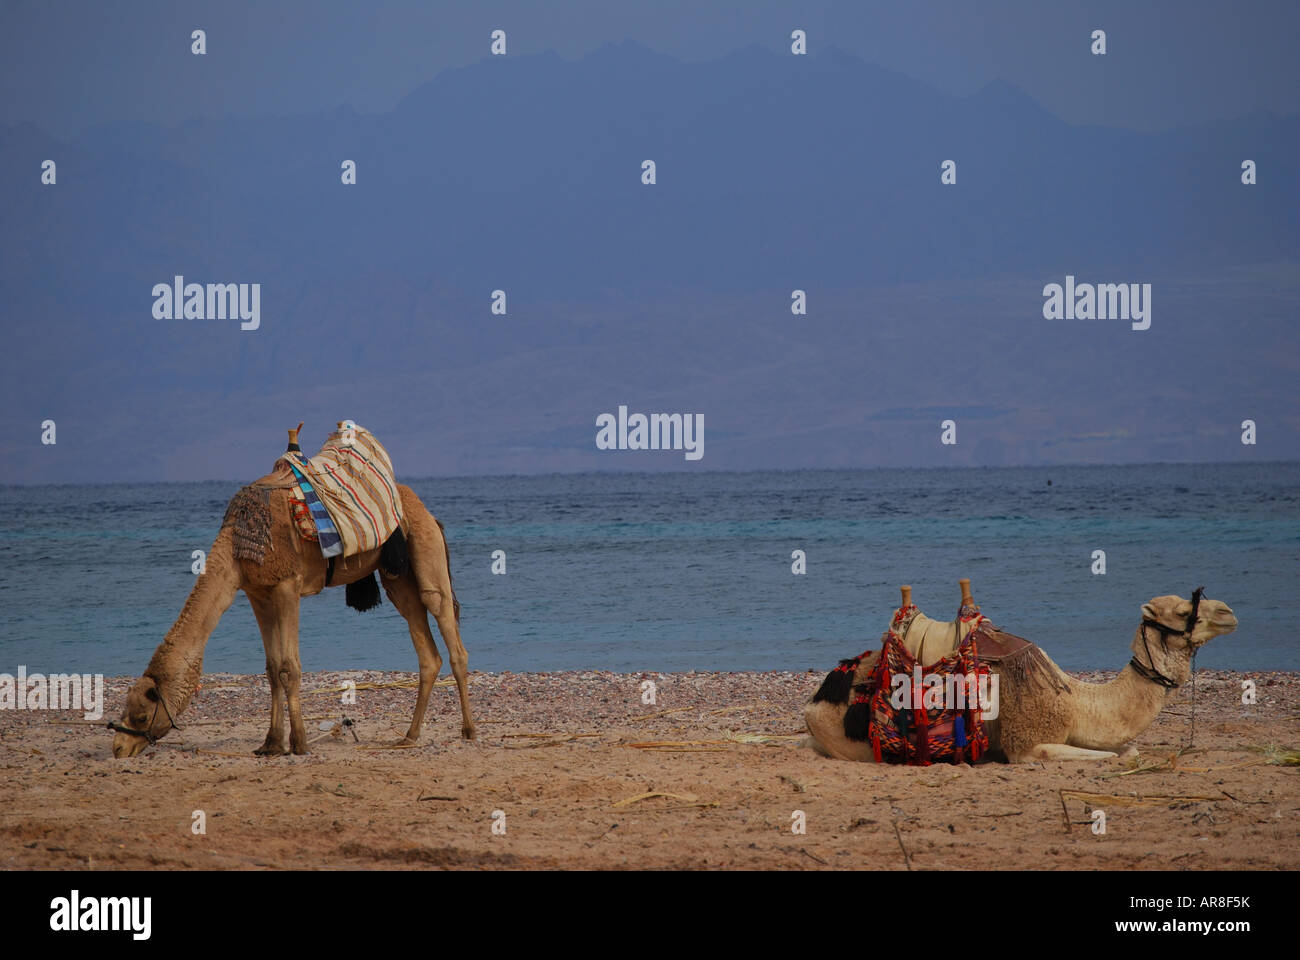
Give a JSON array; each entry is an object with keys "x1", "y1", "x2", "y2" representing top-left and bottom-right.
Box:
[{"x1": 277, "y1": 423, "x2": 402, "y2": 559}]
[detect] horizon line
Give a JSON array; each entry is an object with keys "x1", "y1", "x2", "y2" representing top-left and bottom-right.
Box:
[{"x1": 3, "y1": 458, "x2": 1295, "y2": 489}]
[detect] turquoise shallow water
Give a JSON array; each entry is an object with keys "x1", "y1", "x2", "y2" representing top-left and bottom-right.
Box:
[{"x1": 0, "y1": 463, "x2": 1296, "y2": 676}]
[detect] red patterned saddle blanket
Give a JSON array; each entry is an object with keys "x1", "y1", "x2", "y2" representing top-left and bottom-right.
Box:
[{"x1": 811, "y1": 604, "x2": 1064, "y2": 765}]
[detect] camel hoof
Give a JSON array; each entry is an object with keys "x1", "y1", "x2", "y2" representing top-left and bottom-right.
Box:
[
  {"x1": 254, "y1": 744, "x2": 287, "y2": 756},
  {"x1": 391, "y1": 736, "x2": 417, "y2": 747},
  {"x1": 462, "y1": 725, "x2": 477, "y2": 741}
]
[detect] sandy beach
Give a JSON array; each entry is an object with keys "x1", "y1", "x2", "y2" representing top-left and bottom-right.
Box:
[{"x1": 1, "y1": 669, "x2": 1296, "y2": 870}]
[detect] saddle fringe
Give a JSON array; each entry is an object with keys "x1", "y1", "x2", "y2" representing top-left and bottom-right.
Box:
[{"x1": 975, "y1": 626, "x2": 1070, "y2": 694}]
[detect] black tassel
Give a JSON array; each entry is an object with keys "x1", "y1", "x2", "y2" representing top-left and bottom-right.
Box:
[
  {"x1": 346, "y1": 572, "x2": 382, "y2": 612},
  {"x1": 811, "y1": 662, "x2": 858, "y2": 704},
  {"x1": 843, "y1": 699, "x2": 872, "y2": 742},
  {"x1": 379, "y1": 526, "x2": 409, "y2": 578}
]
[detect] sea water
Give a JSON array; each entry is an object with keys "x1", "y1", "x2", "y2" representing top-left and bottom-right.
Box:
[{"x1": 0, "y1": 463, "x2": 1296, "y2": 676}]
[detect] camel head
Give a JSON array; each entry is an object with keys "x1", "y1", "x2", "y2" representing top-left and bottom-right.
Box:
[
  {"x1": 1132, "y1": 592, "x2": 1238, "y2": 686},
  {"x1": 111, "y1": 674, "x2": 180, "y2": 758}
]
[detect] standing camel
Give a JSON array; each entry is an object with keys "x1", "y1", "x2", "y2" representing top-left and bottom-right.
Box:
[{"x1": 111, "y1": 467, "x2": 473, "y2": 758}]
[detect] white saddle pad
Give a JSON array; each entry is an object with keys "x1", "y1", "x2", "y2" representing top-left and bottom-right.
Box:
[{"x1": 897, "y1": 612, "x2": 976, "y2": 668}]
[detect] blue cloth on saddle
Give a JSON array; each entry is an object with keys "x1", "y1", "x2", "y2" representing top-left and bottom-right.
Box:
[{"x1": 287, "y1": 461, "x2": 343, "y2": 557}]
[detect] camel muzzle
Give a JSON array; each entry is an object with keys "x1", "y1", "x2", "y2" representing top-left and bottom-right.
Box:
[
  {"x1": 1208, "y1": 608, "x2": 1238, "y2": 633},
  {"x1": 111, "y1": 730, "x2": 149, "y2": 758}
]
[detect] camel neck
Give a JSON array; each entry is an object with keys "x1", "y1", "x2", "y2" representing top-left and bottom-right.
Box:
[
  {"x1": 143, "y1": 527, "x2": 241, "y2": 714},
  {"x1": 1066, "y1": 659, "x2": 1173, "y2": 752}
]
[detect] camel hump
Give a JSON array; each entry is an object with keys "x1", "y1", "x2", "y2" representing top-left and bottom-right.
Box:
[
  {"x1": 974, "y1": 624, "x2": 1071, "y2": 696},
  {"x1": 252, "y1": 462, "x2": 299, "y2": 488},
  {"x1": 222, "y1": 485, "x2": 273, "y2": 564}
]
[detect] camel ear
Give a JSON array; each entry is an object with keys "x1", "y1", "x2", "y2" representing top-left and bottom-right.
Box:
[
  {"x1": 143, "y1": 684, "x2": 159, "y2": 702},
  {"x1": 1144, "y1": 596, "x2": 1191, "y2": 630}
]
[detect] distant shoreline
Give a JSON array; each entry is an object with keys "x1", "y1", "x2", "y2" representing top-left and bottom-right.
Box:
[{"x1": 4, "y1": 459, "x2": 1299, "y2": 488}]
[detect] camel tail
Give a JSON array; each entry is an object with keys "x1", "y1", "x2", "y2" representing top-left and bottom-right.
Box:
[{"x1": 436, "y1": 517, "x2": 460, "y2": 622}]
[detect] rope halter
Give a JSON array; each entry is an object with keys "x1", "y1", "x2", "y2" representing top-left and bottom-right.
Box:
[
  {"x1": 1128, "y1": 586, "x2": 1205, "y2": 690},
  {"x1": 106, "y1": 680, "x2": 182, "y2": 746}
]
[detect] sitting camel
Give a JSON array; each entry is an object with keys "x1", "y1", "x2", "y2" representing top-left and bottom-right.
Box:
[
  {"x1": 111, "y1": 426, "x2": 473, "y2": 758},
  {"x1": 805, "y1": 582, "x2": 1237, "y2": 763}
]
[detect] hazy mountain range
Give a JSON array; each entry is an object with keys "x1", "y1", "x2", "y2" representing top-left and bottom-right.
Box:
[{"x1": 2, "y1": 41, "x2": 1296, "y2": 482}]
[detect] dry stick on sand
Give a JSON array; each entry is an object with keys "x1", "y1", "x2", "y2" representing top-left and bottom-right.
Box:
[
  {"x1": 1098, "y1": 745, "x2": 1207, "y2": 779},
  {"x1": 891, "y1": 820, "x2": 914, "y2": 871},
  {"x1": 499, "y1": 732, "x2": 602, "y2": 749},
  {"x1": 1218, "y1": 789, "x2": 1270, "y2": 805},
  {"x1": 623, "y1": 735, "x2": 796, "y2": 751},
  {"x1": 624, "y1": 739, "x2": 733, "y2": 750},
  {"x1": 54, "y1": 718, "x2": 226, "y2": 727},
  {"x1": 1064, "y1": 790, "x2": 1239, "y2": 806},
  {"x1": 302, "y1": 677, "x2": 461, "y2": 697},
  {"x1": 503, "y1": 740, "x2": 571, "y2": 750},
  {"x1": 726, "y1": 732, "x2": 804, "y2": 744},
  {"x1": 779, "y1": 774, "x2": 809, "y2": 794},
  {"x1": 1057, "y1": 790, "x2": 1073, "y2": 834},
  {"x1": 1058, "y1": 788, "x2": 1241, "y2": 833},
  {"x1": 629, "y1": 707, "x2": 696, "y2": 723},
  {"x1": 1248, "y1": 744, "x2": 1300, "y2": 766},
  {"x1": 611, "y1": 791, "x2": 719, "y2": 809}
]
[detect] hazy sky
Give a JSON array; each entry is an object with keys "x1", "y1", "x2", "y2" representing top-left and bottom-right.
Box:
[
  {"x1": 3, "y1": 0, "x2": 1298, "y2": 140},
  {"x1": 3, "y1": 0, "x2": 1297, "y2": 481}
]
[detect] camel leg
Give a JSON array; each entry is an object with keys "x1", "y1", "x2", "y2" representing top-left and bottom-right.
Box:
[
  {"x1": 1013, "y1": 743, "x2": 1119, "y2": 762},
  {"x1": 279, "y1": 597, "x2": 308, "y2": 756},
  {"x1": 433, "y1": 603, "x2": 475, "y2": 740},
  {"x1": 401, "y1": 496, "x2": 476, "y2": 741},
  {"x1": 381, "y1": 572, "x2": 443, "y2": 744},
  {"x1": 249, "y1": 582, "x2": 308, "y2": 755},
  {"x1": 247, "y1": 588, "x2": 287, "y2": 756},
  {"x1": 256, "y1": 659, "x2": 287, "y2": 755}
]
